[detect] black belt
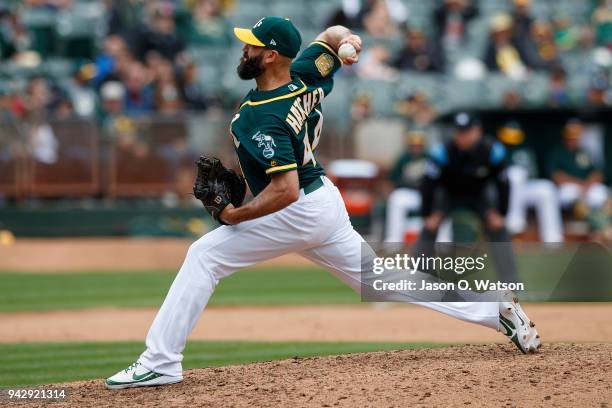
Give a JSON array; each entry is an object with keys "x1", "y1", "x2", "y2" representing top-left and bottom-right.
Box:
[{"x1": 303, "y1": 177, "x2": 324, "y2": 195}]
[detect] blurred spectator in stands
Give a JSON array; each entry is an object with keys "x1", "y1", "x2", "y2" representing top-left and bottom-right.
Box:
[
  {"x1": 393, "y1": 28, "x2": 444, "y2": 73},
  {"x1": 501, "y1": 89, "x2": 523, "y2": 108},
  {"x1": 510, "y1": 0, "x2": 534, "y2": 42},
  {"x1": 100, "y1": 81, "x2": 139, "y2": 150},
  {"x1": 65, "y1": 63, "x2": 97, "y2": 117},
  {"x1": 24, "y1": 78, "x2": 60, "y2": 163},
  {"x1": 0, "y1": 85, "x2": 26, "y2": 120},
  {"x1": 550, "y1": 119, "x2": 609, "y2": 212},
  {"x1": 356, "y1": 45, "x2": 399, "y2": 81},
  {"x1": 524, "y1": 21, "x2": 562, "y2": 71},
  {"x1": 121, "y1": 62, "x2": 154, "y2": 116},
  {"x1": 327, "y1": 0, "x2": 407, "y2": 31},
  {"x1": 548, "y1": 66, "x2": 571, "y2": 107},
  {"x1": 137, "y1": 1, "x2": 185, "y2": 61},
  {"x1": 181, "y1": 0, "x2": 232, "y2": 46},
  {"x1": 326, "y1": 0, "x2": 362, "y2": 29},
  {"x1": 54, "y1": 98, "x2": 75, "y2": 119},
  {"x1": 362, "y1": 0, "x2": 399, "y2": 39},
  {"x1": 498, "y1": 121, "x2": 563, "y2": 242},
  {"x1": 100, "y1": 81, "x2": 125, "y2": 120},
  {"x1": 107, "y1": 0, "x2": 145, "y2": 45},
  {"x1": 350, "y1": 93, "x2": 373, "y2": 122},
  {"x1": 395, "y1": 92, "x2": 438, "y2": 127},
  {"x1": 484, "y1": 13, "x2": 528, "y2": 79},
  {"x1": 25, "y1": 77, "x2": 52, "y2": 119},
  {"x1": 94, "y1": 35, "x2": 134, "y2": 88},
  {"x1": 0, "y1": 7, "x2": 31, "y2": 60},
  {"x1": 153, "y1": 59, "x2": 183, "y2": 115},
  {"x1": 385, "y1": 131, "x2": 428, "y2": 241},
  {"x1": 432, "y1": 0, "x2": 479, "y2": 49},
  {"x1": 586, "y1": 69, "x2": 611, "y2": 106},
  {"x1": 177, "y1": 61, "x2": 208, "y2": 111},
  {"x1": 553, "y1": 14, "x2": 581, "y2": 51},
  {"x1": 0, "y1": 90, "x2": 14, "y2": 121},
  {"x1": 592, "y1": 0, "x2": 612, "y2": 48}
]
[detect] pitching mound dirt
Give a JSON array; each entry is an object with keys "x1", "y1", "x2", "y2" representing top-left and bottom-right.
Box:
[{"x1": 17, "y1": 343, "x2": 612, "y2": 408}]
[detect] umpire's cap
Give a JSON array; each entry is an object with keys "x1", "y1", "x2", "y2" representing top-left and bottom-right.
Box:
[
  {"x1": 234, "y1": 17, "x2": 302, "y2": 58},
  {"x1": 453, "y1": 112, "x2": 481, "y2": 130}
]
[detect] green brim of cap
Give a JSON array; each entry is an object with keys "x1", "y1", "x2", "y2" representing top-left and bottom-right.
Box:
[{"x1": 233, "y1": 27, "x2": 265, "y2": 47}]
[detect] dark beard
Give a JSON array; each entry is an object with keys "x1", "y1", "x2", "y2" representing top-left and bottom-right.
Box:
[{"x1": 237, "y1": 54, "x2": 265, "y2": 80}]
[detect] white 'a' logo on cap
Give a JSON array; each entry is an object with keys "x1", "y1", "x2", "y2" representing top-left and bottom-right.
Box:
[
  {"x1": 270, "y1": 39, "x2": 276, "y2": 46},
  {"x1": 254, "y1": 18, "x2": 264, "y2": 28}
]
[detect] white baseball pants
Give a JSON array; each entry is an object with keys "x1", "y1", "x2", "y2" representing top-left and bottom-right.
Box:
[
  {"x1": 384, "y1": 188, "x2": 452, "y2": 242},
  {"x1": 506, "y1": 166, "x2": 564, "y2": 243},
  {"x1": 139, "y1": 177, "x2": 500, "y2": 377},
  {"x1": 558, "y1": 182, "x2": 609, "y2": 210}
]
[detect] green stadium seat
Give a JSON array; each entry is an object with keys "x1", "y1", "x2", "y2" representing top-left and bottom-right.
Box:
[
  {"x1": 43, "y1": 58, "x2": 74, "y2": 79},
  {"x1": 521, "y1": 73, "x2": 550, "y2": 106},
  {"x1": 482, "y1": 73, "x2": 519, "y2": 106}
]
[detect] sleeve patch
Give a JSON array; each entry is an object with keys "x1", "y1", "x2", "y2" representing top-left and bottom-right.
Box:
[
  {"x1": 252, "y1": 131, "x2": 277, "y2": 159},
  {"x1": 315, "y1": 53, "x2": 334, "y2": 77}
]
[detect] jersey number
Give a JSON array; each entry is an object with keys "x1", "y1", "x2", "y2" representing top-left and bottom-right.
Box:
[{"x1": 302, "y1": 109, "x2": 323, "y2": 166}]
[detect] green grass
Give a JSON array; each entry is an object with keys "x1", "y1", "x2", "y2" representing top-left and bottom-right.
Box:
[
  {"x1": 0, "y1": 341, "x2": 439, "y2": 387},
  {"x1": 0, "y1": 267, "x2": 358, "y2": 312}
]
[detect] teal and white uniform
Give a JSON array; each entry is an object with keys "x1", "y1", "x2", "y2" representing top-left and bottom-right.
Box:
[{"x1": 135, "y1": 39, "x2": 503, "y2": 380}]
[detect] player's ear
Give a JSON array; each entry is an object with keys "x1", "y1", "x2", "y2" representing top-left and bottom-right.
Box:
[{"x1": 262, "y1": 49, "x2": 279, "y2": 64}]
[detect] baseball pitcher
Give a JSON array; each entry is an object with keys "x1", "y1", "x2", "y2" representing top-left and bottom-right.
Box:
[{"x1": 106, "y1": 17, "x2": 541, "y2": 389}]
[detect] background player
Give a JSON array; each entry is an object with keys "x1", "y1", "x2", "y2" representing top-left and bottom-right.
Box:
[
  {"x1": 105, "y1": 17, "x2": 540, "y2": 390},
  {"x1": 417, "y1": 112, "x2": 518, "y2": 283},
  {"x1": 498, "y1": 121, "x2": 564, "y2": 243}
]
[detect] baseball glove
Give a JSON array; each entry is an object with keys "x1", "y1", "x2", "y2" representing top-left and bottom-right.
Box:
[{"x1": 193, "y1": 156, "x2": 246, "y2": 224}]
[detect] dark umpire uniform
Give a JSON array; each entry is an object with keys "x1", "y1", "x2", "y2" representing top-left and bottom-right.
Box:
[{"x1": 418, "y1": 112, "x2": 518, "y2": 283}]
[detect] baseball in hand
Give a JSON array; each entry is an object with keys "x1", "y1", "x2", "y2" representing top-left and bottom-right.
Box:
[{"x1": 338, "y1": 43, "x2": 358, "y2": 62}]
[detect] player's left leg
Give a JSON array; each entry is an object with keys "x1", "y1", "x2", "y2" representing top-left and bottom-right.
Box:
[
  {"x1": 300, "y1": 177, "x2": 540, "y2": 353},
  {"x1": 524, "y1": 179, "x2": 564, "y2": 242}
]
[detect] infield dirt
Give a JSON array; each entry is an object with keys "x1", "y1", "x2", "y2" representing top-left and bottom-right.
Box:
[{"x1": 15, "y1": 343, "x2": 612, "y2": 408}]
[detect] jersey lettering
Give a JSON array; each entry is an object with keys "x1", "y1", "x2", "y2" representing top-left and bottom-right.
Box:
[{"x1": 285, "y1": 87, "x2": 325, "y2": 134}]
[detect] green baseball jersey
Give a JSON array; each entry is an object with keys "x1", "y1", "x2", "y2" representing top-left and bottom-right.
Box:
[
  {"x1": 506, "y1": 145, "x2": 538, "y2": 178},
  {"x1": 389, "y1": 152, "x2": 428, "y2": 189},
  {"x1": 549, "y1": 146, "x2": 598, "y2": 179},
  {"x1": 230, "y1": 41, "x2": 342, "y2": 196}
]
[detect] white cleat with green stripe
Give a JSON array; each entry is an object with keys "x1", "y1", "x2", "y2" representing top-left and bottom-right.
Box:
[
  {"x1": 499, "y1": 291, "x2": 542, "y2": 354},
  {"x1": 105, "y1": 361, "x2": 182, "y2": 390}
]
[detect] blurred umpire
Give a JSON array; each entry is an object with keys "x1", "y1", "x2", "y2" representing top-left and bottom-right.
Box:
[{"x1": 417, "y1": 112, "x2": 518, "y2": 283}]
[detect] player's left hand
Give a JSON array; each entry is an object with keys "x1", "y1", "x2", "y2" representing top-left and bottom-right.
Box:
[
  {"x1": 193, "y1": 156, "x2": 246, "y2": 225},
  {"x1": 339, "y1": 34, "x2": 362, "y2": 65}
]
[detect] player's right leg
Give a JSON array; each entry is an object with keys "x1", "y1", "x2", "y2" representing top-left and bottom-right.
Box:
[
  {"x1": 506, "y1": 165, "x2": 529, "y2": 235},
  {"x1": 385, "y1": 188, "x2": 421, "y2": 242},
  {"x1": 525, "y1": 179, "x2": 564, "y2": 242},
  {"x1": 106, "y1": 185, "x2": 339, "y2": 389}
]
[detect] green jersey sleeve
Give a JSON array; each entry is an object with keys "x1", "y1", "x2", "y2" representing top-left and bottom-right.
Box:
[
  {"x1": 242, "y1": 122, "x2": 297, "y2": 175},
  {"x1": 290, "y1": 41, "x2": 342, "y2": 93}
]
